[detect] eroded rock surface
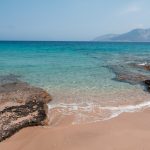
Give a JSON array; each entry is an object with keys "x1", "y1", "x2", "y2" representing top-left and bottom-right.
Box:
[
  {"x1": 106, "y1": 63, "x2": 150, "y2": 94},
  {"x1": 0, "y1": 75, "x2": 52, "y2": 142},
  {"x1": 115, "y1": 72, "x2": 149, "y2": 84},
  {"x1": 106, "y1": 65, "x2": 150, "y2": 84}
]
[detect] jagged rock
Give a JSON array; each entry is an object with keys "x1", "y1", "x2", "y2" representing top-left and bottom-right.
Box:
[
  {"x1": 0, "y1": 75, "x2": 52, "y2": 142},
  {"x1": 144, "y1": 80, "x2": 150, "y2": 91}
]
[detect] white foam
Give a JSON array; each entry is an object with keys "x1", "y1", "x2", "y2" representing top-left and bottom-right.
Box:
[
  {"x1": 48, "y1": 101, "x2": 150, "y2": 124},
  {"x1": 138, "y1": 62, "x2": 148, "y2": 66},
  {"x1": 101, "y1": 101, "x2": 150, "y2": 120}
]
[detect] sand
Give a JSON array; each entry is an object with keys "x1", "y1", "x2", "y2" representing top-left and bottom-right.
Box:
[{"x1": 1, "y1": 109, "x2": 150, "y2": 150}]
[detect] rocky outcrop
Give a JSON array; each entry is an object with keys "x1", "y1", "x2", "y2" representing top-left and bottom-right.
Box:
[
  {"x1": 115, "y1": 72, "x2": 149, "y2": 84},
  {"x1": 106, "y1": 64, "x2": 150, "y2": 92},
  {"x1": 106, "y1": 65, "x2": 150, "y2": 84},
  {"x1": 0, "y1": 75, "x2": 52, "y2": 142},
  {"x1": 144, "y1": 80, "x2": 150, "y2": 91}
]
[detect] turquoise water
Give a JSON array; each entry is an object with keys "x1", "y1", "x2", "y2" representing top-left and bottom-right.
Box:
[{"x1": 1, "y1": 41, "x2": 150, "y2": 123}]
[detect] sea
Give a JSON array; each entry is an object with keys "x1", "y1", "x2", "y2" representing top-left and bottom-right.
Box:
[{"x1": 1, "y1": 41, "x2": 150, "y2": 124}]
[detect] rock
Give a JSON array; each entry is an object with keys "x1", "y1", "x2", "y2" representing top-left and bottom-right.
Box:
[
  {"x1": 0, "y1": 75, "x2": 52, "y2": 142},
  {"x1": 116, "y1": 73, "x2": 150, "y2": 84},
  {"x1": 144, "y1": 80, "x2": 150, "y2": 85},
  {"x1": 129, "y1": 63, "x2": 150, "y2": 71},
  {"x1": 144, "y1": 80, "x2": 150, "y2": 91},
  {"x1": 106, "y1": 64, "x2": 150, "y2": 92},
  {"x1": 106, "y1": 65, "x2": 150, "y2": 84},
  {"x1": 143, "y1": 65, "x2": 150, "y2": 71},
  {"x1": 0, "y1": 74, "x2": 21, "y2": 84}
]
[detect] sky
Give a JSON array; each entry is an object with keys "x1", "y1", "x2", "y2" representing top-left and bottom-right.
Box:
[{"x1": 0, "y1": 0, "x2": 150, "y2": 41}]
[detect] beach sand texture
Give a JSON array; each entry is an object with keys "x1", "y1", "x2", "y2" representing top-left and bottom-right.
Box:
[{"x1": 1, "y1": 109, "x2": 150, "y2": 150}]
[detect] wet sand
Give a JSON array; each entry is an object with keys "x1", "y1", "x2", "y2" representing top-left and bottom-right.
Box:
[{"x1": 1, "y1": 109, "x2": 150, "y2": 150}]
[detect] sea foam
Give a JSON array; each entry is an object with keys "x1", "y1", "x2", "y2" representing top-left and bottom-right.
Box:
[{"x1": 48, "y1": 100, "x2": 150, "y2": 124}]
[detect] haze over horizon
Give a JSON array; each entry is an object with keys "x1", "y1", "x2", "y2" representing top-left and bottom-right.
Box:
[{"x1": 0, "y1": 0, "x2": 150, "y2": 41}]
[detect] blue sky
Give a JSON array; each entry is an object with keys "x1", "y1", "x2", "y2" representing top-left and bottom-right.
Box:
[{"x1": 0, "y1": 0, "x2": 150, "y2": 41}]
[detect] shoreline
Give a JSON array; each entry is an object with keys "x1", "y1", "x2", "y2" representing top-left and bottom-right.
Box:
[
  {"x1": 1, "y1": 73, "x2": 150, "y2": 142},
  {"x1": 48, "y1": 99, "x2": 150, "y2": 125},
  {"x1": 1, "y1": 108, "x2": 150, "y2": 150},
  {"x1": 1, "y1": 60, "x2": 150, "y2": 148}
]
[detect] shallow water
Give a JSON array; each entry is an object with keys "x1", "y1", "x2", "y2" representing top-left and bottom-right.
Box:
[{"x1": 0, "y1": 41, "x2": 150, "y2": 124}]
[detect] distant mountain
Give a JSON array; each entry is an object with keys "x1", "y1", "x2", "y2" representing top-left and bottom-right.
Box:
[
  {"x1": 94, "y1": 28, "x2": 150, "y2": 42},
  {"x1": 94, "y1": 34, "x2": 119, "y2": 41}
]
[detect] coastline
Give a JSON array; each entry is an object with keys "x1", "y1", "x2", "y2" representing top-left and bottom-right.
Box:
[
  {"x1": 1, "y1": 108, "x2": 150, "y2": 150},
  {"x1": 1, "y1": 42, "x2": 150, "y2": 149}
]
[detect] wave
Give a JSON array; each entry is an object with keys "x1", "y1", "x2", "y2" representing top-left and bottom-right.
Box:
[
  {"x1": 48, "y1": 100, "x2": 150, "y2": 124},
  {"x1": 138, "y1": 62, "x2": 149, "y2": 66}
]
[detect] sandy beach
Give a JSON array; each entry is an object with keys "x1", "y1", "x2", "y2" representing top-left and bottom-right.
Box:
[
  {"x1": 1, "y1": 0, "x2": 150, "y2": 149},
  {"x1": 1, "y1": 108, "x2": 150, "y2": 150}
]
